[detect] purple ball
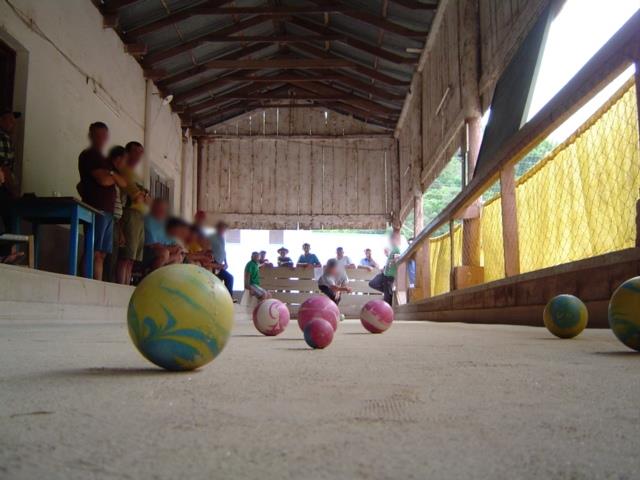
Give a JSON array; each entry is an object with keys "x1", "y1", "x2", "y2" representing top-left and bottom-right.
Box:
[
  {"x1": 360, "y1": 299, "x2": 394, "y2": 334},
  {"x1": 298, "y1": 295, "x2": 340, "y2": 332},
  {"x1": 303, "y1": 318, "x2": 334, "y2": 349}
]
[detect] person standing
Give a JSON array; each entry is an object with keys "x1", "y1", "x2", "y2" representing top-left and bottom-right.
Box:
[
  {"x1": 368, "y1": 231, "x2": 401, "y2": 305},
  {"x1": 0, "y1": 108, "x2": 21, "y2": 263},
  {"x1": 78, "y1": 123, "x2": 127, "y2": 280},
  {"x1": 116, "y1": 141, "x2": 148, "y2": 285},
  {"x1": 209, "y1": 221, "x2": 234, "y2": 296}
]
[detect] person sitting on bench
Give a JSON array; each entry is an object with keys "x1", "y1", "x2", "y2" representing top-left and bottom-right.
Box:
[
  {"x1": 297, "y1": 242, "x2": 321, "y2": 268},
  {"x1": 359, "y1": 248, "x2": 380, "y2": 271},
  {"x1": 143, "y1": 199, "x2": 183, "y2": 272},
  {"x1": 318, "y1": 259, "x2": 352, "y2": 305},
  {"x1": 276, "y1": 247, "x2": 294, "y2": 267},
  {"x1": 245, "y1": 251, "x2": 270, "y2": 300}
]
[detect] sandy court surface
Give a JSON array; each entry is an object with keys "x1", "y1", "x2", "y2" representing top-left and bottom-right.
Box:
[{"x1": 0, "y1": 316, "x2": 638, "y2": 480}]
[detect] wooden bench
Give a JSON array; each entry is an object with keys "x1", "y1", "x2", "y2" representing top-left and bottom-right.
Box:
[{"x1": 259, "y1": 266, "x2": 383, "y2": 318}]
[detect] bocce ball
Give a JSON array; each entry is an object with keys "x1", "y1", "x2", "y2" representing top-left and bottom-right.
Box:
[
  {"x1": 253, "y1": 298, "x2": 290, "y2": 336},
  {"x1": 608, "y1": 276, "x2": 640, "y2": 351},
  {"x1": 298, "y1": 295, "x2": 340, "y2": 332},
  {"x1": 543, "y1": 294, "x2": 588, "y2": 338},
  {"x1": 127, "y1": 264, "x2": 234, "y2": 371},
  {"x1": 360, "y1": 299, "x2": 394, "y2": 334},
  {"x1": 303, "y1": 318, "x2": 334, "y2": 349}
]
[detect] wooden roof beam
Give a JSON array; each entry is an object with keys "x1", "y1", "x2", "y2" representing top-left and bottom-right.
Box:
[
  {"x1": 142, "y1": 15, "x2": 273, "y2": 66},
  {"x1": 293, "y1": 43, "x2": 410, "y2": 86},
  {"x1": 172, "y1": 72, "x2": 346, "y2": 104},
  {"x1": 291, "y1": 81, "x2": 401, "y2": 116},
  {"x1": 311, "y1": 0, "x2": 428, "y2": 37},
  {"x1": 291, "y1": 17, "x2": 418, "y2": 65},
  {"x1": 388, "y1": 0, "x2": 438, "y2": 9},
  {"x1": 124, "y1": 0, "x2": 233, "y2": 39},
  {"x1": 156, "y1": 43, "x2": 272, "y2": 87},
  {"x1": 194, "y1": 58, "x2": 356, "y2": 69}
]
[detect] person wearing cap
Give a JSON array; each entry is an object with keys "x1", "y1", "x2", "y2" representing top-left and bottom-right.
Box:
[
  {"x1": 77, "y1": 122, "x2": 127, "y2": 280},
  {"x1": 0, "y1": 108, "x2": 21, "y2": 263},
  {"x1": 276, "y1": 247, "x2": 293, "y2": 267},
  {"x1": 297, "y1": 243, "x2": 321, "y2": 268},
  {"x1": 209, "y1": 220, "x2": 233, "y2": 295}
]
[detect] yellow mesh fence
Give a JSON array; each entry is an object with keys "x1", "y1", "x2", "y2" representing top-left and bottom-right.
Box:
[
  {"x1": 480, "y1": 196, "x2": 505, "y2": 282},
  {"x1": 421, "y1": 76, "x2": 639, "y2": 297},
  {"x1": 429, "y1": 224, "x2": 462, "y2": 296},
  {"x1": 516, "y1": 78, "x2": 639, "y2": 272}
]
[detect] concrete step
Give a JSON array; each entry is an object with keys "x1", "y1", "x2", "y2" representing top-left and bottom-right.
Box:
[{"x1": 0, "y1": 264, "x2": 134, "y2": 323}]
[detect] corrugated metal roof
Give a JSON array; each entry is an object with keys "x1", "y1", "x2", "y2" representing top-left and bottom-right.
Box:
[{"x1": 97, "y1": 0, "x2": 439, "y2": 130}]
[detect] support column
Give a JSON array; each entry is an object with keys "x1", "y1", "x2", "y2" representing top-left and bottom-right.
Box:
[
  {"x1": 142, "y1": 79, "x2": 153, "y2": 189},
  {"x1": 635, "y1": 61, "x2": 640, "y2": 248},
  {"x1": 454, "y1": 0, "x2": 484, "y2": 290},
  {"x1": 180, "y1": 131, "x2": 191, "y2": 218},
  {"x1": 500, "y1": 165, "x2": 520, "y2": 276},
  {"x1": 196, "y1": 139, "x2": 205, "y2": 212},
  {"x1": 413, "y1": 192, "x2": 424, "y2": 237}
]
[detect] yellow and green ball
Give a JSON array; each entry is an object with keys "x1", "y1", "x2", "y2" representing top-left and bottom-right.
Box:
[
  {"x1": 608, "y1": 277, "x2": 640, "y2": 352},
  {"x1": 127, "y1": 264, "x2": 234, "y2": 371},
  {"x1": 543, "y1": 294, "x2": 588, "y2": 338}
]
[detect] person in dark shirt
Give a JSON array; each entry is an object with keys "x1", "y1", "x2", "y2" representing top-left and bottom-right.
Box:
[{"x1": 77, "y1": 122, "x2": 127, "y2": 280}]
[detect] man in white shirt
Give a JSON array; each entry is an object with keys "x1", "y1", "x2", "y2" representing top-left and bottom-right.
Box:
[{"x1": 335, "y1": 247, "x2": 355, "y2": 269}]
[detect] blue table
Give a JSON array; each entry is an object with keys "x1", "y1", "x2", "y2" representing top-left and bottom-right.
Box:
[{"x1": 12, "y1": 197, "x2": 98, "y2": 278}]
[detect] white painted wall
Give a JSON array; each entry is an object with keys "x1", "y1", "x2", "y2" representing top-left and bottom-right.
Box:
[{"x1": 0, "y1": 0, "x2": 191, "y2": 213}]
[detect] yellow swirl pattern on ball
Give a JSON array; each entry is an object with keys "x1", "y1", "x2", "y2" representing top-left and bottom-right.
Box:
[
  {"x1": 608, "y1": 277, "x2": 640, "y2": 352},
  {"x1": 127, "y1": 264, "x2": 234, "y2": 371},
  {"x1": 543, "y1": 294, "x2": 588, "y2": 339}
]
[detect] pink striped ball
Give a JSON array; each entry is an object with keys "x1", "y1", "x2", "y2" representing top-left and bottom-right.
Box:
[
  {"x1": 298, "y1": 295, "x2": 340, "y2": 332},
  {"x1": 303, "y1": 318, "x2": 334, "y2": 349},
  {"x1": 360, "y1": 299, "x2": 394, "y2": 334},
  {"x1": 253, "y1": 299, "x2": 290, "y2": 336}
]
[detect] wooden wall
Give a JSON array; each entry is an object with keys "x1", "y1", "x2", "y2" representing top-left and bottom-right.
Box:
[
  {"x1": 395, "y1": 0, "x2": 551, "y2": 223},
  {"x1": 198, "y1": 131, "x2": 400, "y2": 229},
  {"x1": 208, "y1": 106, "x2": 391, "y2": 136},
  {"x1": 479, "y1": 0, "x2": 551, "y2": 107}
]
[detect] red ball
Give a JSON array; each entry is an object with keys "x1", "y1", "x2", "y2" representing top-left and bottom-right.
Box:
[
  {"x1": 298, "y1": 295, "x2": 340, "y2": 332},
  {"x1": 360, "y1": 299, "x2": 394, "y2": 334},
  {"x1": 303, "y1": 318, "x2": 334, "y2": 349}
]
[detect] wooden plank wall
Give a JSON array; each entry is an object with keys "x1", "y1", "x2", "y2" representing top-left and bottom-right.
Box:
[
  {"x1": 199, "y1": 134, "x2": 399, "y2": 229},
  {"x1": 398, "y1": 77, "x2": 422, "y2": 219},
  {"x1": 208, "y1": 106, "x2": 391, "y2": 136},
  {"x1": 478, "y1": 0, "x2": 551, "y2": 107},
  {"x1": 394, "y1": 0, "x2": 551, "y2": 224},
  {"x1": 259, "y1": 266, "x2": 383, "y2": 318}
]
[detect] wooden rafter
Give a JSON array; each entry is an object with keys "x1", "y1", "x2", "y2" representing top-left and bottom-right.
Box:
[
  {"x1": 156, "y1": 43, "x2": 272, "y2": 87},
  {"x1": 124, "y1": 0, "x2": 233, "y2": 39},
  {"x1": 291, "y1": 17, "x2": 418, "y2": 64},
  {"x1": 311, "y1": 0, "x2": 428, "y2": 37},
  {"x1": 142, "y1": 15, "x2": 273, "y2": 66},
  {"x1": 185, "y1": 58, "x2": 356, "y2": 69},
  {"x1": 388, "y1": 0, "x2": 438, "y2": 9},
  {"x1": 293, "y1": 43, "x2": 410, "y2": 86}
]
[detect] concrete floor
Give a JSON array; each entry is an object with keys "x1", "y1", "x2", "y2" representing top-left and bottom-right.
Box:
[{"x1": 1, "y1": 315, "x2": 639, "y2": 480}]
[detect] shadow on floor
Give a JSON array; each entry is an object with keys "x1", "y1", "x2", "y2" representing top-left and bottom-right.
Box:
[
  {"x1": 47, "y1": 367, "x2": 182, "y2": 378},
  {"x1": 592, "y1": 351, "x2": 640, "y2": 357}
]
